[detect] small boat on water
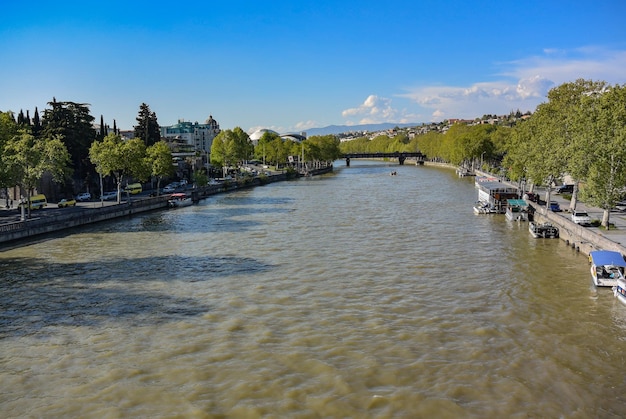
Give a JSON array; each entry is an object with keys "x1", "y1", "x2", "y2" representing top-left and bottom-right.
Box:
[
  {"x1": 529, "y1": 221, "x2": 559, "y2": 238},
  {"x1": 589, "y1": 250, "x2": 626, "y2": 287},
  {"x1": 613, "y1": 276, "x2": 626, "y2": 306},
  {"x1": 168, "y1": 193, "x2": 193, "y2": 208},
  {"x1": 505, "y1": 199, "x2": 529, "y2": 221},
  {"x1": 473, "y1": 201, "x2": 497, "y2": 214}
]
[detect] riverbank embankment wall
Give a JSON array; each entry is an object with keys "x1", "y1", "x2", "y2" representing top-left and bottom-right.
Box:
[
  {"x1": 423, "y1": 162, "x2": 626, "y2": 256},
  {"x1": 0, "y1": 170, "x2": 312, "y2": 246}
]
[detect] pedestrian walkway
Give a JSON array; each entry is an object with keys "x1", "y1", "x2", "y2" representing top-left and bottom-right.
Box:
[
  {"x1": 540, "y1": 189, "x2": 626, "y2": 249},
  {"x1": 474, "y1": 170, "x2": 626, "y2": 251}
]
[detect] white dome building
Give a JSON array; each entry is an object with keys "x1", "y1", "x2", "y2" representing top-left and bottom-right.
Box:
[{"x1": 249, "y1": 129, "x2": 279, "y2": 145}]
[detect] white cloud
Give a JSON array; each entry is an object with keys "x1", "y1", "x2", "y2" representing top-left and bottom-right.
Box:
[
  {"x1": 398, "y1": 47, "x2": 626, "y2": 122},
  {"x1": 293, "y1": 120, "x2": 319, "y2": 132},
  {"x1": 341, "y1": 95, "x2": 399, "y2": 124}
]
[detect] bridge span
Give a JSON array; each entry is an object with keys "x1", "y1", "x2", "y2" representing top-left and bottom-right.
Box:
[{"x1": 342, "y1": 152, "x2": 425, "y2": 166}]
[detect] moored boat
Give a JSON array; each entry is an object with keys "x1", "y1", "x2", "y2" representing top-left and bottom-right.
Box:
[
  {"x1": 589, "y1": 250, "x2": 626, "y2": 287},
  {"x1": 613, "y1": 276, "x2": 626, "y2": 306},
  {"x1": 473, "y1": 201, "x2": 496, "y2": 214},
  {"x1": 168, "y1": 193, "x2": 193, "y2": 208},
  {"x1": 505, "y1": 199, "x2": 529, "y2": 221},
  {"x1": 529, "y1": 221, "x2": 559, "y2": 238}
]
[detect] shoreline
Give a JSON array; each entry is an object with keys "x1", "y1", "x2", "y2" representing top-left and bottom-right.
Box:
[{"x1": 0, "y1": 167, "x2": 332, "y2": 247}]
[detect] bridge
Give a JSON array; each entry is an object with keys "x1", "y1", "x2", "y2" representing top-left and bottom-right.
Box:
[{"x1": 342, "y1": 152, "x2": 426, "y2": 166}]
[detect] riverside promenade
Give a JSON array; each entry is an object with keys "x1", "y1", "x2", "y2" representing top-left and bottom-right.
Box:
[
  {"x1": 470, "y1": 168, "x2": 626, "y2": 256},
  {"x1": 0, "y1": 167, "x2": 332, "y2": 246}
]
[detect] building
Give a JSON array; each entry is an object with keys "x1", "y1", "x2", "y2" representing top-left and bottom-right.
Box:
[
  {"x1": 161, "y1": 116, "x2": 221, "y2": 154},
  {"x1": 249, "y1": 128, "x2": 307, "y2": 146}
]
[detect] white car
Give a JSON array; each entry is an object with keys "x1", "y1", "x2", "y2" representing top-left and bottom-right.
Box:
[
  {"x1": 76, "y1": 192, "x2": 91, "y2": 202},
  {"x1": 101, "y1": 191, "x2": 118, "y2": 201},
  {"x1": 571, "y1": 210, "x2": 591, "y2": 225}
]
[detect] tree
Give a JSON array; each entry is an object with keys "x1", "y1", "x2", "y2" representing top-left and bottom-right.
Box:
[
  {"x1": 146, "y1": 140, "x2": 174, "y2": 195},
  {"x1": 0, "y1": 111, "x2": 19, "y2": 189},
  {"x1": 254, "y1": 131, "x2": 282, "y2": 164},
  {"x1": 89, "y1": 134, "x2": 149, "y2": 203},
  {"x1": 306, "y1": 135, "x2": 342, "y2": 163},
  {"x1": 576, "y1": 83, "x2": 626, "y2": 227},
  {"x1": 3, "y1": 130, "x2": 71, "y2": 218},
  {"x1": 228, "y1": 127, "x2": 254, "y2": 164},
  {"x1": 41, "y1": 98, "x2": 96, "y2": 180},
  {"x1": 192, "y1": 170, "x2": 209, "y2": 187},
  {"x1": 134, "y1": 103, "x2": 161, "y2": 147},
  {"x1": 211, "y1": 127, "x2": 253, "y2": 172}
]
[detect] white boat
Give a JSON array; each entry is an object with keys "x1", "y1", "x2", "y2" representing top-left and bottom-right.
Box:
[
  {"x1": 168, "y1": 193, "x2": 193, "y2": 208},
  {"x1": 473, "y1": 201, "x2": 497, "y2": 214},
  {"x1": 505, "y1": 199, "x2": 529, "y2": 221},
  {"x1": 528, "y1": 222, "x2": 559, "y2": 238},
  {"x1": 589, "y1": 250, "x2": 626, "y2": 287},
  {"x1": 613, "y1": 276, "x2": 626, "y2": 306}
]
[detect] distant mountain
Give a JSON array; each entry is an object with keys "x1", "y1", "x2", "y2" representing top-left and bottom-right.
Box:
[{"x1": 302, "y1": 122, "x2": 423, "y2": 137}]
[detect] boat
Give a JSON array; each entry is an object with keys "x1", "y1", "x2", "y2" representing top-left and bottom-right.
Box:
[
  {"x1": 474, "y1": 177, "x2": 518, "y2": 214},
  {"x1": 528, "y1": 221, "x2": 559, "y2": 238},
  {"x1": 589, "y1": 250, "x2": 626, "y2": 287},
  {"x1": 613, "y1": 276, "x2": 626, "y2": 306},
  {"x1": 473, "y1": 201, "x2": 497, "y2": 214},
  {"x1": 505, "y1": 199, "x2": 529, "y2": 221},
  {"x1": 167, "y1": 193, "x2": 193, "y2": 208}
]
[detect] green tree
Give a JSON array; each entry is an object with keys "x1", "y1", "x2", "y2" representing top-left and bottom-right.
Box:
[
  {"x1": 146, "y1": 140, "x2": 175, "y2": 195},
  {"x1": 576, "y1": 83, "x2": 626, "y2": 227},
  {"x1": 211, "y1": 127, "x2": 253, "y2": 172},
  {"x1": 4, "y1": 130, "x2": 71, "y2": 218},
  {"x1": 89, "y1": 134, "x2": 149, "y2": 202},
  {"x1": 210, "y1": 130, "x2": 228, "y2": 170},
  {"x1": 0, "y1": 111, "x2": 19, "y2": 191},
  {"x1": 229, "y1": 127, "x2": 254, "y2": 164},
  {"x1": 254, "y1": 131, "x2": 282, "y2": 165},
  {"x1": 134, "y1": 103, "x2": 161, "y2": 147},
  {"x1": 41, "y1": 98, "x2": 96, "y2": 182},
  {"x1": 306, "y1": 135, "x2": 342, "y2": 163},
  {"x1": 192, "y1": 170, "x2": 209, "y2": 187}
]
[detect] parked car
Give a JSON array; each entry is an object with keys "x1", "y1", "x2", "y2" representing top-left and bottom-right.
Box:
[
  {"x1": 549, "y1": 201, "x2": 561, "y2": 212},
  {"x1": 613, "y1": 201, "x2": 626, "y2": 212},
  {"x1": 523, "y1": 192, "x2": 539, "y2": 202},
  {"x1": 163, "y1": 185, "x2": 177, "y2": 193},
  {"x1": 571, "y1": 210, "x2": 591, "y2": 225},
  {"x1": 101, "y1": 191, "x2": 118, "y2": 201},
  {"x1": 76, "y1": 192, "x2": 91, "y2": 202},
  {"x1": 57, "y1": 198, "x2": 76, "y2": 208},
  {"x1": 555, "y1": 184, "x2": 574, "y2": 194}
]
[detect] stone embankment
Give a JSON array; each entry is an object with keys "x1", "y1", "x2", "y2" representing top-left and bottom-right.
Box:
[
  {"x1": 418, "y1": 162, "x2": 626, "y2": 256},
  {"x1": 531, "y1": 205, "x2": 626, "y2": 255},
  {"x1": 0, "y1": 168, "x2": 332, "y2": 246}
]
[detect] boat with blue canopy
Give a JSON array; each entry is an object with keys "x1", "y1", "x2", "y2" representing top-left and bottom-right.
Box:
[{"x1": 589, "y1": 250, "x2": 626, "y2": 287}]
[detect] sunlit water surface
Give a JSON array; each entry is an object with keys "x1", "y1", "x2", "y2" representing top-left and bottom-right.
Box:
[{"x1": 1, "y1": 161, "x2": 625, "y2": 418}]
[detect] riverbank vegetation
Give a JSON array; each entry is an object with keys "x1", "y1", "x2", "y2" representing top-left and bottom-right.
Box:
[
  {"x1": 339, "y1": 79, "x2": 626, "y2": 228},
  {"x1": 2, "y1": 79, "x2": 624, "y2": 226},
  {"x1": 0, "y1": 98, "x2": 342, "y2": 208}
]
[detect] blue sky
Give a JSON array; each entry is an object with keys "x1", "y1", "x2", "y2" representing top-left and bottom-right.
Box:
[{"x1": 1, "y1": 1, "x2": 625, "y2": 134}]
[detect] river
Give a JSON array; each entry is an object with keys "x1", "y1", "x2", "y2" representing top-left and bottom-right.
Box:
[{"x1": 1, "y1": 161, "x2": 625, "y2": 418}]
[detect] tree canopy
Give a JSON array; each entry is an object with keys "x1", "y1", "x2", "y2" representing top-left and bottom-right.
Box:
[
  {"x1": 89, "y1": 134, "x2": 150, "y2": 201},
  {"x1": 3, "y1": 129, "x2": 71, "y2": 216},
  {"x1": 134, "y1": 103, "x2": 161, "y2": 147}
]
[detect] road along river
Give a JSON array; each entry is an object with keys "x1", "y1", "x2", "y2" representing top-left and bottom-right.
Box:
[{"x1": 1, "y1": 160, "x2": 625, "y2": 417}]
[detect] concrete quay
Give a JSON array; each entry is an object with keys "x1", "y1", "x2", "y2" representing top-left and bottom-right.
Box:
[{"x1": 530, "y1": 190, "x2": 626, "y2": 256}]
